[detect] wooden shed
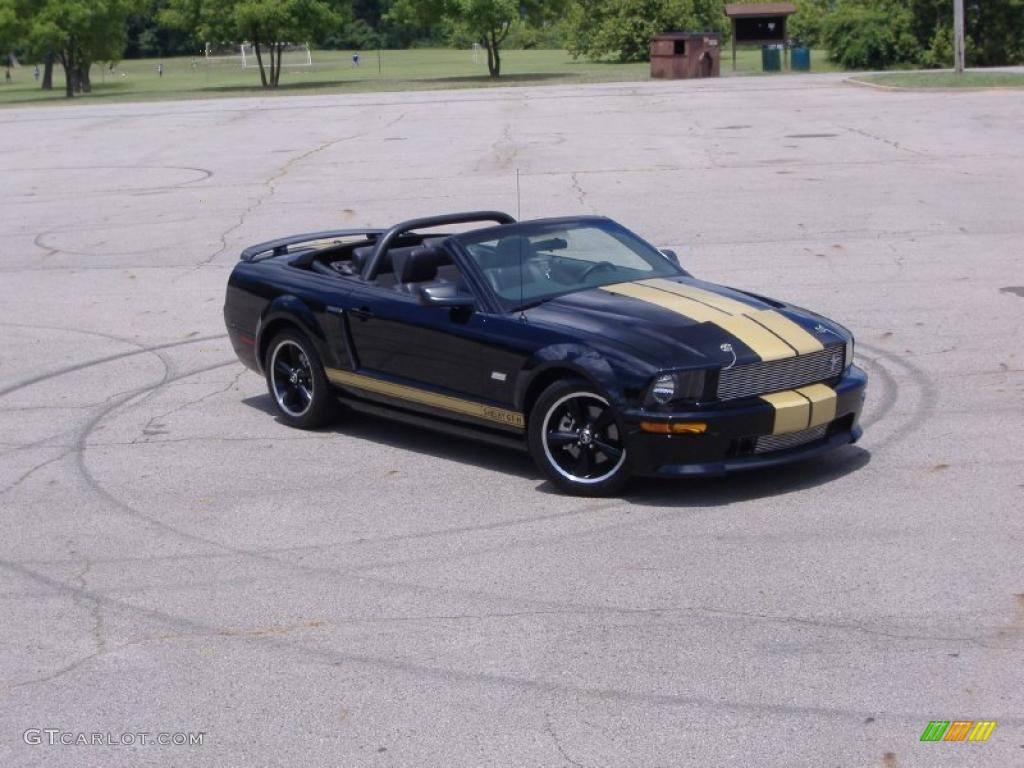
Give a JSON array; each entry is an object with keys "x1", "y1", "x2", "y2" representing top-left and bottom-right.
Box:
[{"x1": 650, "y1": 32, "x2": 721, "y2": 80}]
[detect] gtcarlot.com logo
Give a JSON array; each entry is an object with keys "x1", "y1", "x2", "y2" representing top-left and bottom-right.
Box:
[
  {"x1": 24, "y1": 729, "x2": 206, "y2": 747},
  {"x1": 920, "y1": 720, "x2": 997, "y2": 742}
]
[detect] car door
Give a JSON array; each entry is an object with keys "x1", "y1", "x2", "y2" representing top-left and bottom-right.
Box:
[{"x1": 346, "y1": 284, "x2": 487, "y2": 399}]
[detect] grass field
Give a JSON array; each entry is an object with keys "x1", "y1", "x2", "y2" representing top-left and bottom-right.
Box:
[
  {"x1": 853, "y1": 70, "x2": 1024, "y2": 89},
  {"x1": 0, "y1": 47, "x2": 838, "y2": 107}
]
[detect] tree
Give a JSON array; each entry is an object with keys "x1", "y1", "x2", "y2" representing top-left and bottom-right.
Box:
[
  {"x1": 21, "y1": 0, "x2": 138, "y2": 97},
  {"x1": 788, "y1": 0, "x2": 830, "y2": 47},
  {"x1": 126, "y1": 0, "x2": 201, "y2": 58},
  {"x1": 162, "y1": 0, "x2": 346, "y2": 87},
  {"x1": 0, "y1": 0, "x2": 24, "y2": 65},
  {"x1": 565, "y1": 0, "x2": 727, "y2": 63},
  {"x1": 388, "y1": 0, "x2": 563, "y2": 77},
  {"x1": 822, "y1": 0, "x2": 1023, "y2": 69},
  {"x1": 823, "y1": 3, "x2": 920, "y2": 69}
]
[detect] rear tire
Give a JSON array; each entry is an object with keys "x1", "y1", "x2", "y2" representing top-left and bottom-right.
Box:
[
  {"x1": 528, "y1": 378, "x2": 631, "y2": 496},
  {"x1": 264, "y1": 330, "x2": 336, "y2": 429}
]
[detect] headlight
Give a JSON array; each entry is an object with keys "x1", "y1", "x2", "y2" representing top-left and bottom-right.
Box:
[
  {"x1": 645, "y1": 370, "x2": 706, "y2": 406},
  {"x1": 650, "y1": 374, "x2": 675, "y2": 404},
  {"x1": 845, "y1": 337, "x2": 854, "y2": 370}
]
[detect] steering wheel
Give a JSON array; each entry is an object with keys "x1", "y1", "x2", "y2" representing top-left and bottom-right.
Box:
[{"x1": 579, "y1": 261, "x2": 617, "y2": 282}]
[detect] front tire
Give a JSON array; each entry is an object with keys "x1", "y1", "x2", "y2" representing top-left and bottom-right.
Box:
[
  {"x1": 528, "y1": 378, "x2": 631, "y2": 496},
  {"x1": 265, "y1": 330, "x2": 336, "y2": 429}
]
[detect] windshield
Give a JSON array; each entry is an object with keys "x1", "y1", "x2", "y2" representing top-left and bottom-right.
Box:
[{"x1": 455, "y1": 219, "x2": 681, "y2": 311}]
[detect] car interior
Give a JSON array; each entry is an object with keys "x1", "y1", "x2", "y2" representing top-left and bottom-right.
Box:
[
  {"x1": 292, "y1": 226, "x2": 649, "y2": 306},
  {"x1": 296, "y1": 234, "x2": 466, "y2": 294}
]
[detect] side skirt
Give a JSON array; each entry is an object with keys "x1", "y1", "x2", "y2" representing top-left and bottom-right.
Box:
[{"x1": 336, "y1": 394, "x2": 529, "y2": 453}]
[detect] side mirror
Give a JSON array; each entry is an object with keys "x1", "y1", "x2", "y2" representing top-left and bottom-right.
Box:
[
  {"x1": 417, "y1": 283, "x2": 475, "y2": 309},
  {"x1": 660, "y1": 248, "x2": 680, "y2": 266}
]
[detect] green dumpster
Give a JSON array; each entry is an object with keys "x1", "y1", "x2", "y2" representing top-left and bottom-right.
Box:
[
  {"x1": 792, "y1": 46, "x2": 811, "y2": 71},
  {"x1": 761, "y1": 45, "x2": 782, "y2": 72}
]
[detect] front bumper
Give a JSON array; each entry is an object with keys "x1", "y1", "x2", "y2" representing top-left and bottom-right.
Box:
[{"x1": 620, "y1": 365, "x2": 867, "y2": 478}]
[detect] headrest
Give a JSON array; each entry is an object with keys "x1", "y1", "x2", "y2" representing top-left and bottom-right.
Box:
[
  {"x1": 493, "y1": 235, "x2": 537, "y2": 266},
  {"x1": 400, "y1": 245, "x2": 452, "y2": 284},
  {"x1": 350, "y1": 245, "x2": 374, "y2": 273}
]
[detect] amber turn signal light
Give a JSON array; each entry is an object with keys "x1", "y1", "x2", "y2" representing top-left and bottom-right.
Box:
[{"x1": 640, "y1": 421, "x2": 707, "y2": 435}]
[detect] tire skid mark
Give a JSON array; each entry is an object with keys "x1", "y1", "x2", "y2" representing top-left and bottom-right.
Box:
[
  {"x1": 73, "y1": 359, "x2": 239, "y2": 548},
  {"x1": 64, "y1": 351, "x2": 663, "y2": 619},
  {"x1": 855, "y1": 341, "x2": 936, "y2": 452},
  {"x1": 0, "y1": 329, "x2": 227, "y2": 399},
  {"x1": 10, "y1": 558, "x2": 1024, "y2": 730}
]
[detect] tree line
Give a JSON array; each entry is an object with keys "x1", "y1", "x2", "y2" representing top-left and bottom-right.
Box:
[{"x1": 2, "y1": 0, "x2": 1022, "y2": 97}]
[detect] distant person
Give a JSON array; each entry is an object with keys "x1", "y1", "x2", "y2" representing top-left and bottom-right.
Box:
[
  {"x1": 157, "y1": 63, "x2": 164, "y2": 77},
  {"x1": 352, "y1": 52, "x2": 359, "y2": 67},
  {"x1": 4, "y1": 68, "x2": 10, "y2": 84},
  {"x1": 109, "y1": 62, "x2": 115, "y2": 74},
  {"x1": 33, "y1": 65, "x2": 39, "y2": 81}
]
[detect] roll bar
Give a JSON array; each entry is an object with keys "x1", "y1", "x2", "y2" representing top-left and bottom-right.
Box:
[{"x1": 363, "y1": 211, "x2": 516, "y2": 279}]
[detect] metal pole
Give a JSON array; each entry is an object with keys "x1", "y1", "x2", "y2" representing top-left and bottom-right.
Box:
[
  {"x1": 732, "y1": 22, "x2": 737, "y2": 71},
  {"x1": 953, "y1": 0, "x2": 965, "y2": 74}
]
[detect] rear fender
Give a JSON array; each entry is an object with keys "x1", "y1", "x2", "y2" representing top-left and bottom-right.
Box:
[{"x1": 255, "y1": 296, "x2": 327, "y2": 373}]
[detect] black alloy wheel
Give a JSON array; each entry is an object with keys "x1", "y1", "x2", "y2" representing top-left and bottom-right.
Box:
[
  {"x1": 265, "y1": 330, "x2": 336, "y2": 429},
  {"x1": 528, "y1": 379, "x2": 631, "y2": 496}
]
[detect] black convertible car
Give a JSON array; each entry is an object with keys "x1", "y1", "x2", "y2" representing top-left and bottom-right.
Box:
[{"x1": 224, "y1": 212, "x2": 866, "y2": 495}]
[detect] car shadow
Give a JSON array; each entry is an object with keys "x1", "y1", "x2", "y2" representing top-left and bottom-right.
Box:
[
  {"x1": 243, "y1": 394, "x2": 536, "y2": 479},
  {"x1": 243, "y1": 395, "x2": 872, "y2": 505},
  {"x1": 615, "y1": 445, "x2": 871, "y2": 508}
]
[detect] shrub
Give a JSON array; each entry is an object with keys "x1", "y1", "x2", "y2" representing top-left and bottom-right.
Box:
[
  {"x1": 824, "y1": 4, "x2": 920, "y2": 69},
  {"x1": 789, "y1": 0, "x2": 830, "y2": 48}
]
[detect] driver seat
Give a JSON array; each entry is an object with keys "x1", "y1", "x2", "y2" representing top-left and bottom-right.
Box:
[{"x1": 485, "y1": 235, "x2": 538, "y2": 293}]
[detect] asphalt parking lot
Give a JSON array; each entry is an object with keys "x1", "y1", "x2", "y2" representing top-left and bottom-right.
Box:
[{"x1": 1, "y1": 73, "x2": 1022, "y2": 767}]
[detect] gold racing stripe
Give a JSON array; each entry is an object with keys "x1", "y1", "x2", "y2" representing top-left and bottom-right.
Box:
[
  {"x1": 745, "y1": 310, "x2": 824, "y2": 355},
  {"x1": 641, "y1": 278, "x2": 758, "y2": 315},
  {"x1": 640, "y1": 278, "x2": 825, "y2": 357},
  {"x1": 795, "y1": 383, "x2": 837, "y2": 428},
  {"x1": 326, "y1": 368, "x2": 525, "y2": 429},
  {"x1": 601, "y1": 282, "x2": 796, "y2": 362},
  {"x1": 760, "y1": 385, "x2": 838, "y2": 434},
  {"x1": 759, "y1": 390, "x2": 812, "y2": 434}
]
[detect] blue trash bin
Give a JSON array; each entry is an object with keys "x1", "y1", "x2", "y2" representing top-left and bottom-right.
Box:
[{"x1": 792, "y1": 46, "x2": 811, "y2": 71}]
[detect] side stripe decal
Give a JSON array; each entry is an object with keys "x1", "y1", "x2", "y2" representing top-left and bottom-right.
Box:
[{"x1": 325, "y1": 368, "x2": 525, "y2": 429}]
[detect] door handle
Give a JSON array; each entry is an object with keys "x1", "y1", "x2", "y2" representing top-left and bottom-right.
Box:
[{"x1": 350, "y1": 306, "x2": 373, "y2": 321}]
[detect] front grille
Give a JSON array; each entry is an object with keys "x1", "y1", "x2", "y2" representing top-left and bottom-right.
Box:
[
  {"x1": 716, "y1": 344, "x2": 844, "y2": 401},
  {"x1": 755, "y1": 425, "x2": 828, "y2": 454}
]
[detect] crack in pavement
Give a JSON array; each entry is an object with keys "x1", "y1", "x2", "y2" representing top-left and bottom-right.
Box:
[
  {"x1": 545, "y1": 711, "x2": 586, "y2": 768},
  {"x1": 12, "y1": 557, "x2": 1023, "y2": 729},
  {"x1": 199, "y1": 110, "x2": 407, "y2": 269},
  {"x1": 132, "y1": 368, "x2": 246, "y2": 444}
]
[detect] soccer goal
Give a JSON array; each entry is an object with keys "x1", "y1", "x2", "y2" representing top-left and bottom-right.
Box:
[
  {"x1": 203, "y1": 42, "x2": 241, "y2": 67},
  {"x1": 240, "y1": 43, "x2": 313, "y2": 69}
]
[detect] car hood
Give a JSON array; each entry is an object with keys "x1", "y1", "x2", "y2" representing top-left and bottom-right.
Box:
[{"x1": 523, "y1": 277, "x2": 847, "y2": 370}]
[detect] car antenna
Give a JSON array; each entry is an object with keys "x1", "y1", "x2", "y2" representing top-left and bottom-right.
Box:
[
  {"x1": 516, "y1": 168, "x2": 521, "y2": 220},
  {"x1": 517, "y1": 168, "x2": 526, "y2": 322}
]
